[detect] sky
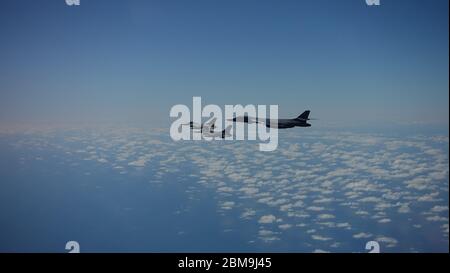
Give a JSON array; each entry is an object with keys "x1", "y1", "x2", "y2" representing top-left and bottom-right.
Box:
[
  {"x1": 0, "y1": 0, "x2": 448, "y2": 128},
  {"x1": 0, "y1": 1, "x2": 448, "y2": 253}
]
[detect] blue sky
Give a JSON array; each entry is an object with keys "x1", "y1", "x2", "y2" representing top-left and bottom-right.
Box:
[{"x1": 0, "y1": 0, "x2": 448, "y2": 127}]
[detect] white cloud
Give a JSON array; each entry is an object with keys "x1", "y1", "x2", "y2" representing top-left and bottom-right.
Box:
[
  {"x1": 336, "y1": 222, "x2": 351, "y2": 229},
  {"x1": 258, "y1": 215, "x2": 277, "y2": 224},
  {"x1": 258, "y1": 229, "x2": 280, "y2": 242},
  {"x1": 312, "y1": 235, "x2": 332, "y2": 241},
  {"x1": 241, "y1": 208, "x2": 256, "y2": 219},
  {"x1": 431, "y1": 206, "x2": 448, "y2": 213},
  {"x1": 278, "y1": 224, "x2": 292, "y2": 230},
  {"x1": 307, "y1": 206, "x2": 325, "y2": 211},
  {"x1": 398, "y1": 204, "x2": 411, "y2": 213},
  {"x1": 418, "y1": 192, "x2": 440, "y2": 202},
  {"x1": 313, "y1": 197, "x2": 334, "y2": 204},
  {"x1": 239, "y1": 187, "x2": 259, "y2": 195},
  {"x1": 405, "y1": 177, "x2": 430, "y2": 191},
  {"x1": 220, "y1": 201, "x2": 235, "y2": 210},
  {"x1": 359, "y1": 196, "x2": 382, "y2": 203},
  {"x1": 355, "y1": 210, "x2": 369, "y2": 215},
  {"x1": 313, "y1": 249, "x2": 330, "y2": 253},
  {"x1": 218, "y1": 187, "x2": 233, "y2": 193},
  {"x1": 375, "y1": 236, "x2": 398, "y2": 248},
  {"x1": 378, "y1": 218, "x2": 391, "y2": 224},
  {"x1": 442, "y1": 224, "x2": 449, "y2": 234},
  {"x1": 128, "y1": 158, "x2": 147, "y2": 167},
  {"x1": 426, "y1": 216, "x2": 448, "y2": 222},
  {"x1": 317, "y1": 214, "x2": 335, "y2": 220},
  {"x1": 353, "y1": 232, "x2": 372, "y2": 239}
]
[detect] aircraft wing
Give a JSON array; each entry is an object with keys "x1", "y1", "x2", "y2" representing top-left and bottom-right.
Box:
[{"x1": 202, "y1": 117, "x2": 217, "y2": 133}]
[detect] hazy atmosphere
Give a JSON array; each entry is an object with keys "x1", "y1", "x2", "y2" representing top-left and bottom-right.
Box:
[
  {"x1": 0, "y1": 0, "x2": 448, "y2": 128},
  {"x1": 0, "y1": 0, "x2": 448, "y2": 254}
]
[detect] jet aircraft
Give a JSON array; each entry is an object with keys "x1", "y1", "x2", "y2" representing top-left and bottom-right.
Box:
[{"x1": 229, "y1": 110, "x2": 313, "y2": 129}]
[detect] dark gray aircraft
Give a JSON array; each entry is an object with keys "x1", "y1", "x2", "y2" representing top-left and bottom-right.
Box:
[{"x1": 229, "y1": 110, "x2": 313, "y2": 129}]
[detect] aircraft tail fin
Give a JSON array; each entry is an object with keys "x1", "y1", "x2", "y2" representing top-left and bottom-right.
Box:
[
  {"x1": 221, "y1": 125, "x2": 233, "y2": 138},
  {"x1": 296, "y1": 110, "x2": 310, "y2": 121}
]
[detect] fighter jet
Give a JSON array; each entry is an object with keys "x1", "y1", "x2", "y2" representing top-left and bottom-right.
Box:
[
  {"x1": 203, "y1": 125, "x2": 233, "y2": 139},
  {"x1": 229, "y1": 110, "x2": 313, "y2": 129},
  {"x1": 182, "y1": 117, "x2": 216, "y2": 133}
]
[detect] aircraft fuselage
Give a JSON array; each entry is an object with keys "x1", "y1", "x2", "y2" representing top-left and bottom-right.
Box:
[{"x1": 264, "y1": 119, "x2": 311, "y2": 129}]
